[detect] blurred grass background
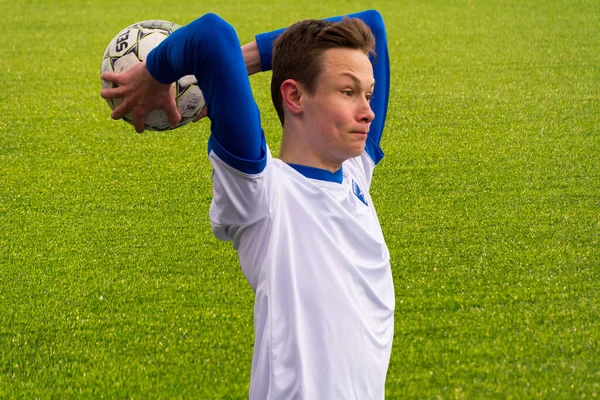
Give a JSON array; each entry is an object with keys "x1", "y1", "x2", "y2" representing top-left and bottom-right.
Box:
[{"x1": 1, "y1": 0, "x2": 598, "y2": 397}]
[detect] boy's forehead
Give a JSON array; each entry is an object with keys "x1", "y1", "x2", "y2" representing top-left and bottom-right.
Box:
[{"x1": 319, "y1": 48, "x2": 374, "y2": 83}]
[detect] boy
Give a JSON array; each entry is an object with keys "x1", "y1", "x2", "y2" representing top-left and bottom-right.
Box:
[{"x1": 101, "y1": 10, "x2": 392, "y2": 399}]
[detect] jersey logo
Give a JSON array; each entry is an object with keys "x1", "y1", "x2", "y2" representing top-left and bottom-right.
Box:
[{"x1": 352, "y1": 179, "x2": 368, "y2": 206}]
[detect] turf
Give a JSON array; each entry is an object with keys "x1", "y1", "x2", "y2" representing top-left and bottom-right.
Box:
[{"x1": 1, "y1": 0, "x2": 598, "y2": 398}]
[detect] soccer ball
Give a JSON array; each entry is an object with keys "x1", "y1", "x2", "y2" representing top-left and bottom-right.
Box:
[{"x1": 100, "y1": 20, "x2": 205, "y2": 131}]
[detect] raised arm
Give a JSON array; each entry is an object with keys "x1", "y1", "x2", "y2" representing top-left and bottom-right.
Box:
[
  {"x1": 146, "y1": 14, "x2": 266, "y2": 173},
  {"x1": 242, "y1": 41, "x2": 263, "y2": 76}
]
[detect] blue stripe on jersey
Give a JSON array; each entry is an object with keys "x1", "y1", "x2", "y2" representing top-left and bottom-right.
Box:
[{"x1": 288, "y1": 163, "x2": 344, "y2": 184}]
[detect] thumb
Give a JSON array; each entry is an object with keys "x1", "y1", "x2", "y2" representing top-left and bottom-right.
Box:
[
  {"x1": 166, "y1": 100, "x2": 182, "y2": 128},
  {"x1": 165, "y1": 85, "x2": 181, "y2": 128}
]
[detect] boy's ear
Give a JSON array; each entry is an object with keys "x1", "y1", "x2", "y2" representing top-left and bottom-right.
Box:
[{"x1": 280, "y1": 79, "x2": 304, "y2": 116}]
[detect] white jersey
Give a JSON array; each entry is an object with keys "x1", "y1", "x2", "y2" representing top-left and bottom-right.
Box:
[{"x1": 209, "y1": 148, "x2": 395, "y2": 399}]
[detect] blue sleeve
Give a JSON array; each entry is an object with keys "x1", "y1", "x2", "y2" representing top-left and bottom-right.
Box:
[
  {"x1": 256, "y1": 10, "x2": 389, "y2": 165},
  {"x1": 146, "y1": 14, "x2": 266, "y2": 174}
]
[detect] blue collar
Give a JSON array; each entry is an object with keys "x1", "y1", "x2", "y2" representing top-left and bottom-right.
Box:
[{"x1": 287, "y1": 163, "x2": 343, "y2": 184}]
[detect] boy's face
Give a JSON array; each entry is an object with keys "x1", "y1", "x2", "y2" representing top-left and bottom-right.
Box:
[{"x1": 301, "y1": 48, "x2": 375, "y2": 167}]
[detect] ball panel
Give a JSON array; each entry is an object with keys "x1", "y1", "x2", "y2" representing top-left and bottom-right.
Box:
[
  {"x1": 130, "y1": 20, "x2": 180, "y2": 33},
  {"x1": 137, "y1": 32, "x2": 168, "y2": 61},
  {"x1": 177, "y1": 75, "x2": 198, "y2": 94},
  {"x1": 105, "y1": 28, "x2": 141, "y2": 59},
  {"x1": 178, "y1": 85, "x2": 205, "y2": 118},
  {"x1": 113, "y1": 52, "x2": 139, "y2": 74}
]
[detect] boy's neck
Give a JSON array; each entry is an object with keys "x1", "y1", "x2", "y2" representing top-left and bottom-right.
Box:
[{"x1": 279, "y1": 126, "x2": 342, "y2": 173}]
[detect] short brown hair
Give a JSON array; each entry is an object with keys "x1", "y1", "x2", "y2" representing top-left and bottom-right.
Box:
[{"x1": 271, "y1": 17, "x2": 376, "y2": 125}]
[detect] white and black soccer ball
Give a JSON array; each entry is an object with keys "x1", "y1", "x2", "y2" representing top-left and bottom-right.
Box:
[{"x1": 101, "y1": 20, "x2": 205, "y2": 131}]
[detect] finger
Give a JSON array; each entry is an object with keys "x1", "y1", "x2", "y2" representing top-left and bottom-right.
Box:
[
  {"x1": 166, "y1": 105, "x2": 181, "y2": 128},
  {"x1": 111, "y1": 99, "x2": 130, "y2": 120},
  {"x1": 168, "y1": 109, "x2": 182, "y2": 128},
  {"x1": 100, "y1": 71, "x2": 122, "y2": 84},
  {"x1": 133, "y1": 111, "x2": 146, "y2": 134},
  {"x1": 100, "y1": 86, "x2": 124, "y2": 99},
  {"x1": 165, "y1": 88, "x2": 181, "y2": 127}
]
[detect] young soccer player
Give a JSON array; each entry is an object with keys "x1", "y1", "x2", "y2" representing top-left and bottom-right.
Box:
[{"x1": 101, "y1": 10, "x2": 393, "y2": 399}]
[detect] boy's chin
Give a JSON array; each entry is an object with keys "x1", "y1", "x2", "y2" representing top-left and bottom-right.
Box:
[{"x1": 345, "y1": 144, "x2": 367, "y2": 160}]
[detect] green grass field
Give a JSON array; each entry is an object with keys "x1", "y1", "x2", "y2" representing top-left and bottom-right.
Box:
[{"x1": 1, "y1": 0, "x2": 599, "y2": 397}]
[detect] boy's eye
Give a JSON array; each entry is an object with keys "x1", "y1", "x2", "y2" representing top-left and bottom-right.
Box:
[{"x1": 342, "y1": 90, "x2": 353, "y2": 97}]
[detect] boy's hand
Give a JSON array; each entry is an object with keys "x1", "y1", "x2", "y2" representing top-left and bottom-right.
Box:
[{"x1": 100, "y1": 62, "x2": 181, "y2": 133}]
